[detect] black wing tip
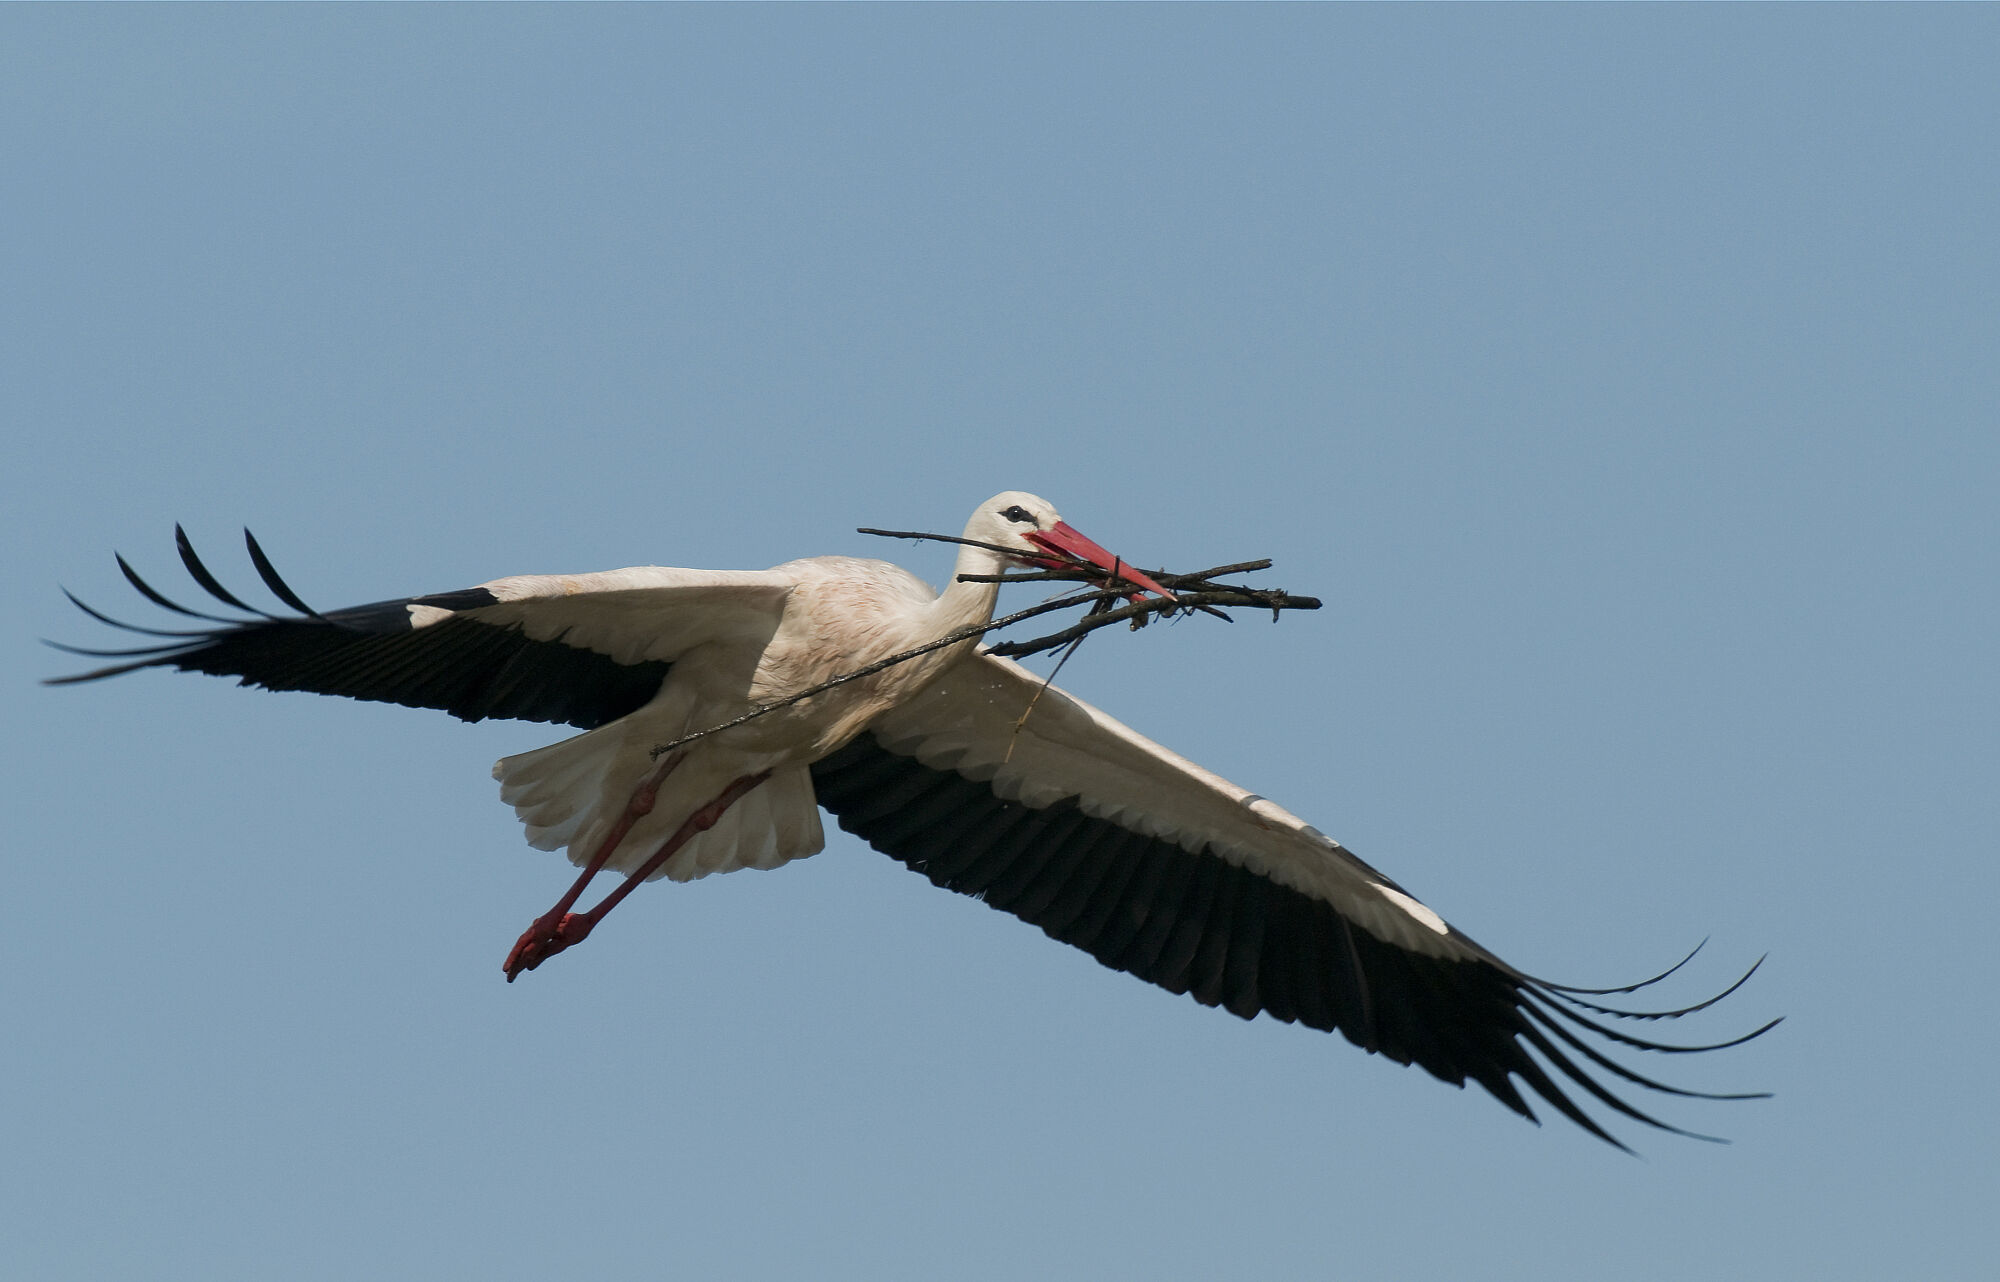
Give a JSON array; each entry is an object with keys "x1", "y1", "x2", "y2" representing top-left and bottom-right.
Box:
[
  {"x1": 49, "y1": 523, "x2": 298, "y2": 686},
  {"x1": 1531, "y1": 938, "x2": 1710, "y2": 997},
  {"x1": 1541, "y1": 954, "x2": 1772, "y2": 1023},
  {"x1": 59, "y1": 584, "x2": 213, "y2": 639},
  {"x1": 243, "y1": 527, "x2": 324, "y2": 619},
  {"x1": 39, "y1": 644, "x2": 183, "y2": 685},
  {"x1": 112, "y1": 547, "x2": 239, "y2": 624},
  {"x1": 1515, "y1": 947, "x2": 1779, "y2": 1148},
  {"x1": 51, "y1": 525, "x2": 676, "y2": 728},
  {"x1": 1510, "y1": 1017, "x2": 1740, "y2": 1148},
  {"x1": 173, "y1": 523, "x2": 277, "y2": 618}
]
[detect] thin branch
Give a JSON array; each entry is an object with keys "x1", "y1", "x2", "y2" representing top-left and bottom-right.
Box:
[
  {"x1": 855, "y1": 528, "x2": 1024, "y2": 557},
  {"x1": 959, "y1": 560, "x2": 1316, "y2": 631},
  {"x1": 955, "y1": 559, "x2": 1275, "y2": 586},
  {"x1": 985, "y1": 588, "x2": 1319, "y2": 656}
]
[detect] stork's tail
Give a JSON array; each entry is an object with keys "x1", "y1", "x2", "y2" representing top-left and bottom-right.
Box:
[{"x1": 494, "y1": 728, "x2": 825, "y2": 881}]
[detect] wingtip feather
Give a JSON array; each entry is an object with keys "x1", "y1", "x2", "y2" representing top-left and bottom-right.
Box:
[
  {"x1": 244, "y1": 528, "x2": 322, "y2": 618},
  {"x1": 176, "y1": 524, "x2": 274, "y2": 618}
]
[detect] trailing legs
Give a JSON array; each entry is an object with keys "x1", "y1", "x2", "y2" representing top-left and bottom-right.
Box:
[{"x1": 503, "y1": 755, "x2": 772, "y2": 981}]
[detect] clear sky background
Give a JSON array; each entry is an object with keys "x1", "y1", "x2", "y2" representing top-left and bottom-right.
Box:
[{"x1": 5, "y1": 8, "x2": 1995, "y2": 1280}]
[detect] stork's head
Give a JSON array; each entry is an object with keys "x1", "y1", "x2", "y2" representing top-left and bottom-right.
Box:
[{"x1": 966, "y1": 491, "x2": 1175, "y2": 601}]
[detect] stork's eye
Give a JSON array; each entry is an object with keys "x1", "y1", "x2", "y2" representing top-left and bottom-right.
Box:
[{"x1": 1000, "y1": 504, "x2": 1036, "y2": 525}]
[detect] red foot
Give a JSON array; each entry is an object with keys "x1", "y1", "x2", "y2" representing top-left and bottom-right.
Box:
[
  {"x1": 499, "y1": 766, "x2": 772, "y2": 985},
  {"x1": 503, "y1": 910, "x2": 597, "y2": 982}
]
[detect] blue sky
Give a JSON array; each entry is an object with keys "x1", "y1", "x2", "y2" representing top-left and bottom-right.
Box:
[{"x1": 5, "y1": 8, "x2": 1995, "y2": 1280}]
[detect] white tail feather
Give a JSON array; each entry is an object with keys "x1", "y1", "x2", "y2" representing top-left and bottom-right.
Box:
[{"x1": 493, "y1": 728, "x2": 825, "y2": 882}]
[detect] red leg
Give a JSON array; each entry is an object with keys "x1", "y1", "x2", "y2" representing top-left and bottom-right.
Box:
[
  {"x1": 503, "y1": 768, "x2": 772, "y2": 982},
  {"x1": 502, "y1": 750, "x2": 685, "y2": 980}
]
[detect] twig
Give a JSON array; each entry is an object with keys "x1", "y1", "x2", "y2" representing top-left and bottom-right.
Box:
[
  {"x1": 984, "y1": 588, "x2": 1319, "y2": 656},
  {"x1": 1005, "y1": 631, "x2": 1087, "y2": 765},
  {"x1": 855, "y1": 528, "x2": 1024, "y2": 558},
  {"x1": 954, "y1": 559, "x2": 1275, "y2": 586}
]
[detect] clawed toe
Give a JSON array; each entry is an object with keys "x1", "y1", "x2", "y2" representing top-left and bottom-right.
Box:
[{"x1": 503, "y1": 912, "x2": 595, "y2": 982}]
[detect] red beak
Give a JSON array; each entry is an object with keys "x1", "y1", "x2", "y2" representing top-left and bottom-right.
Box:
[{"x1": 1021, "y1": 521, "x2": 1177, "y2": 602}]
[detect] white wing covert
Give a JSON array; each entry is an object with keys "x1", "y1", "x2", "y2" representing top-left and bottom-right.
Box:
[{"x1": 868, "y1": 653, "x2": 1468, "y2": 958}]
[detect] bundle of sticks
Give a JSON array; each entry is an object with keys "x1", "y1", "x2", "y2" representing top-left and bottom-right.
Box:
[
  {"x1": 858, "y1": 526, "x2": 1323, "y2": 660},
  {"x1": 646, "y1": 529, "x2": 1319, "y2": 761}
]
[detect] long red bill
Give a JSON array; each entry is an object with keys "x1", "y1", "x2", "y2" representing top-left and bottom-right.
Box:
[{"x1": 1021, "y1": 521, "x2": 1177, "y2": 602}]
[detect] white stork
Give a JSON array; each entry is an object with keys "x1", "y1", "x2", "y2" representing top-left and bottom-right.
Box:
[{"x1": 48, "y1": 491, "x2": 1771, "y2": 1148}]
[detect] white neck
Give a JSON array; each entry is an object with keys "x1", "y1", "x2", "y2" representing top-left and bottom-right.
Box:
[{"x1": 926, "y1": 538, "x2": 1008, "y2": 644}]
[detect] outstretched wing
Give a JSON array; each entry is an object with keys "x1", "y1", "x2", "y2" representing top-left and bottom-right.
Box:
[
  {"x1": 810, "y1": 652, "x2": 1773, "y2": 1149},
  {"x1": 47, "y1": 527, "x2": 796, "y2": 730}
]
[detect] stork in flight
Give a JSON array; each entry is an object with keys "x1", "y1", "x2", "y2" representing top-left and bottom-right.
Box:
[{"x1": 47, "y1": 491, "x2": 1771, "y2": 1148}]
